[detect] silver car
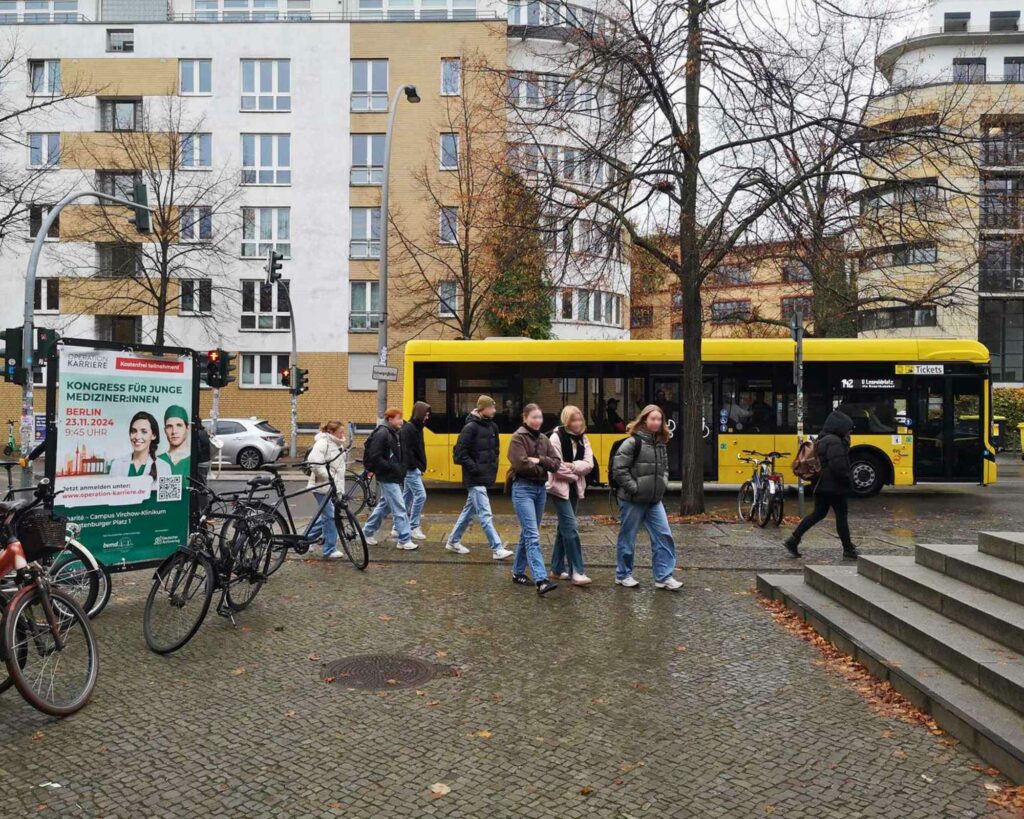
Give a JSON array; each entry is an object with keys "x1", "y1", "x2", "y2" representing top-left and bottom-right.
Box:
[{"x1": 203, "y1": 417, "x2": 285, "y2": 471}]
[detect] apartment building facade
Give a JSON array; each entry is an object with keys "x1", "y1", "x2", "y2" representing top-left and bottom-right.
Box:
[{"x1": 0, "y1": 0, "x2": 629, "y2": 448}]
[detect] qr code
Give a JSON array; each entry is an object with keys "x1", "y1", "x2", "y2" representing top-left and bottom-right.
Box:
[{"x1": 158, "y1": 475, "x2": 182, "y2": 503}]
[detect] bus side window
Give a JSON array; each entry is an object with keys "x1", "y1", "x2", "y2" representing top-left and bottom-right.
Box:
[{"x1": 721, "y1": 373, "x2": 775, "y2": 433}]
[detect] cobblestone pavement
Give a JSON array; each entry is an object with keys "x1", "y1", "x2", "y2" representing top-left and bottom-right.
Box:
[{"x1": 0, "y1": 558, "x2": 1017, "y2": 817}]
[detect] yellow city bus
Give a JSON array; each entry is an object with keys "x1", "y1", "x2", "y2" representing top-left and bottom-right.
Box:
[{"x1": 403, "y1": 338, "x2": 996, "y2": 496}]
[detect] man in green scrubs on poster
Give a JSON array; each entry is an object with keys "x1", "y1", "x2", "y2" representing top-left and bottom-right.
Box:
[{"x1": 159, "y1": 405, "x2": 192, "y2": 477}]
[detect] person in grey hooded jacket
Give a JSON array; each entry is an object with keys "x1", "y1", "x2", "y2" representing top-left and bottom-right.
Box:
[{"x1": 785, "y1": 410, "x2": 859, "y2": 560}]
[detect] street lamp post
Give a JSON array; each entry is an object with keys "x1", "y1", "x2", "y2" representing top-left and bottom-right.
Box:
[{"x1": 375, "y1": 84, "x2": 420, "y2": 425}]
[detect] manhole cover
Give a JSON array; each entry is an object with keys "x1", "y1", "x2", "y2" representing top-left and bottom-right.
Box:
[{"x1": 321, "y1": 654, "x2": 447, "y2": 690}]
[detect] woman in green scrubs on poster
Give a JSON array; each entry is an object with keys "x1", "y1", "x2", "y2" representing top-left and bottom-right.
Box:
[{"x1": 158, "y1": 405, "x2": 192, "y2": 478}]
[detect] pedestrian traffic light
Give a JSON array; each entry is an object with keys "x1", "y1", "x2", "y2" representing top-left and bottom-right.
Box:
[
  {"x1": 129, "y1": 182, "x2": 151, "y2": 234},
  {"x1": 205, "y1": 349, "x2": 223, "y2": 388},
  {"x1": 292, "y1": 367, "x2": 308, "y2": 395},
  {"x1": 218, "y1": 350, "x2": 236, "y2": 387},
  {"x1": 3, "y1": 327, "x2": 24, "y2": 385},
  {"x1": 264, "y1": 248, "x2": 284, "y2": 284},
  {"x1": 35, "y1": 327, "x2": 60, "y2": 360},
  {"x1": 280, "y1": 366, "x2": 291, "y2": 388}
]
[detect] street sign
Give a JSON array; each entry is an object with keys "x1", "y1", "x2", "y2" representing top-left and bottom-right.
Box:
[{"x1": 372, "y1": 365, "x2": 398, "y2": 382}]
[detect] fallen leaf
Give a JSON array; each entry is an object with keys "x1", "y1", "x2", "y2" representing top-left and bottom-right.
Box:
[
  {"x1": 231, "y1": 667, "x2": 246, "y2": 676},
  {"x1": 435, "y1": 650, "x2": 448, "y2": 658},
  {"x1": 415, "y1": 690, "x2": 426, "y2": 697},
  {"x1": 378, "y1": 614, "x2": 393, "y2": 623},
  {"x1": 429, "y1": 783, "x2": 451, "y2": 798},
  {"x1": 285, "y1": 710, "x2": 296, "y2": 718},
  {"x1": 323, "y1": 676, "x2": 337, "y2": 684},
  {"x1": 31, "y1": 731, "x2": 44, "y2": 741},
  {"x1": 427, "y1": 700, "x2": 441, "y2": 707},
  {"x1": 764, "y1": 806, "x2": 776, "y2": 815},
  {"x1": 579, "y1": 786, "x2": 594, "y2": 796},
  {"x1": 475, "y1": 730, "x2": 493, "y2": 739},
  {"x1": 619, "y1": 760, "x2": 645, "y2": 774},
  {"x1": 404, "y1": 580, "x2": 418, "y2": 586},
  {"x1": 921, "y1": 774, "x2": 935, "y2": 784},
  {"x1": 308, "y1": 652, "x2": 322, "y2": 662},
  {"x1": 386, "y1": 678, "x2": 400, "y2": 686},
  {"x1": 592, "y1": 697, "x2": 606, "y2": 705},
  {"x1": 880, "y1": 730, "x2": 895, "y2": 739},
  {"x1": 675, "y1": 645, "x2": 687, "y2": 653},
  {"x1": 985, "y1": 784, "x2": 1002, "y2": 793}
]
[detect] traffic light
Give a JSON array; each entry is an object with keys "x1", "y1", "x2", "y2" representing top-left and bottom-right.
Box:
[
  {"x1": 3, "y1": 327, "x2": 24, "y2": 385},
  {"x1": 280, "y1": 366, "x2": 291, "y2": 388},
  {"x1": 218, "y1": 350, "x2": 236, "y2": 387},
  {"x1": 205, "y1": 349, "x2": 223, "y2": 388},
  {"x1": 264, "y1": 248, "x2": 284, "y2": 284},
  {"x1": 35, "y1": 327, "x2": 60, "y2": 360},
  {"x1": 129, "y1": 182, "x2": 151, "y2": 234},
  {"x1": 292, "y1": 367, "x2": 308, "y2": 395}
]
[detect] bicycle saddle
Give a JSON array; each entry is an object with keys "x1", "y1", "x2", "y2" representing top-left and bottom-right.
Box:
[
  {"x1": 246, "y1": 475, "x2": 276, "y2": 488},
  {"x1": 0, "y1": 497, "x2": 30, "y2": 515}
]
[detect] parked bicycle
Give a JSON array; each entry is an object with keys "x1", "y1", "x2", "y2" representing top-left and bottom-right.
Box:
[
  {"x1": 302, "y1": 424, "x2": 377, "y2": 515},
  {"x1": 737, "y1": 450, "x2": 789, "y2": 528},
  {"x1": 0, "y1": 478, "x2": 99, "y2": 716}
]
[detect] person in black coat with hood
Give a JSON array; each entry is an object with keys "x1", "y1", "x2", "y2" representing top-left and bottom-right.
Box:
[
  {"x1": 785, "y1": 411, "x2": 859, "y2": 560},
  {"x1": 399, "y1": 401, "x2": 430, "y2": 541}
]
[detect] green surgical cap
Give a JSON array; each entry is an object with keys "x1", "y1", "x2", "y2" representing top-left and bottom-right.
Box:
[{"x1": 164, "y1": 405, "x2": 189, "y2": 424}]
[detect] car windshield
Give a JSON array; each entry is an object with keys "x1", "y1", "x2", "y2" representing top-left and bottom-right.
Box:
[{"x1": 256, "y1": 422, "x2": 281, "y2": 434}]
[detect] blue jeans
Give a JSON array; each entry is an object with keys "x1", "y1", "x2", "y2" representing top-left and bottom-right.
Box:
[
  {"x1": 512, "y1": 480, "x2": 548, "y2": 582},
  {"x1": 403, "y1": 469, "x2": 427, "y2": 529},
  {"x1": 363, "y1": 481, "x2": 412, "y2": 543},
  {"x1": 550, "y1": 494, "x2": 584, "y2": 576},
  {"x1": 307, "y1": 491, "x2": 338, "y2": 557},
  {"x1": 449, "y1": 485, "x2": 503, "y2": 551},
  {"x1": 615, "y1": 499, "x2": 677, "y2": 581}
]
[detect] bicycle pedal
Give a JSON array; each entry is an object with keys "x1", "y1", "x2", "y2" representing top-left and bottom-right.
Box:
[{"x1": 293, "y1": 542, "x2": 310, "y2": 555}]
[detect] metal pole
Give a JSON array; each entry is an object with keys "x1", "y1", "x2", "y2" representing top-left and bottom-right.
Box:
[
  {"x1": 793, "y1": 311, "x2": 806, "y2": 517},
  {"x1": 288, "y1": 295, "x2": 298, "y2": 458},
  {"x1": 21, "y1": 189, "x2": 155, "y2": 485}
]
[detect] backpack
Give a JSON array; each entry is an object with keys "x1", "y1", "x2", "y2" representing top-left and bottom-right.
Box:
[
  {"x1": 300, "y1": 447, "x2": 313, "y2": 477},
  {"x1": 607, "y1": 435, "x2": 641, "y2": 492},
  {"x1": 791, "y1": 439, "x2": 821, "y2": 480}
]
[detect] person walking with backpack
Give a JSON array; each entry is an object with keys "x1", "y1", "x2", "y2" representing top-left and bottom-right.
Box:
[
  {"x1": 784, "y1": 411, "x2": 859, "y2": 560},
  {"x1": 548, "y1": 405, "x2": 594, "y2": 585},
  {"x1": 399, "y1": 401, "x2": 430, "y2": 542},
  {"x1": 509, "y1": 404, "x2": 561, "y2": 594},
  {"x1": 362, "y1": 408, "x2": 416, "y2": 551},
  {"x1": 612, "y1": 404, "x2": 682, "y2": 591},
  {"x1": 445, "y1": 396, "x2": 513, "y2": 559},
  {"x1": 306, "y1": 420, "x2": 347, "y2": 560}
]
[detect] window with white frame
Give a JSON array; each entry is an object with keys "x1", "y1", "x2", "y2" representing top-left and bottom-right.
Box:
[
  {"x1": 180, "y1": 132, "x2": 212, "y2": 168},
  {"x1": 349, "y1": 280, "x2": 380, "y2": 330},
  {"x1": 241, "y1": 59, "x2": 291, "y2": 111},
  {"x1": 441, "y1": 58, "x2": 461, "y2": 95},
  {"x1": 351, "y1": 134, "x2": 384, "y2": 184},
  {"x1": 217, "y1": 0, "x2": 281, "y2": 20},
  {"x1": 438, "y1": 280, "x2": 458, "y2": 317},
  {"x1": 242, "y1": 134, "x2": 291, "y2": 185},
  {"x1": 106, "y1": 29, "x2": 134, "y2": 53},
  {"x1": 180, "y1": 279, "x2": 212, "y2": 314},
  {"x1": 96, "y1": 170, "x2": 139, "y2": 200},
  {"x1": 100, "y1": 99, "x2": 142, "y2": 132},
  {"x1": 241, "y1": 280, "x2": 291, "y2": 330},
  {"x1": 28, "y1": 133, "x2": 59, "y2": 168},
  {"x1": 350, "y1": 207, "x2": 381, "y2": 258},
  {"x1": 29, "y1": 60, "x2": 61, "y2": 94},
  {"x1": 97, "y1": 243, "x2": 142, "y2": 277},
  {"x1": 241, "y1": 207, "x2": 290, "y2": 257},
  {"x1": 34, "y1": 279, "x2": 59, "y2": 313},
  {"x1": 439, "y1": 206, "x2": 458, "y2": 244},
  {"x1": 563, "y1": 287, "x2": 622, "y2": 326},
  {"x1": 15, "y1": 0, "x2": 79, "y2": 23},
  {"x1": 181, "y1": 206, "x2": 212, "y2": 241},
  {"x1": 348, "y1": 352, "x2": 377, "y2": 391},
  {"x1": 29, "y1": 204, "x2": 59, "y2": 239},
  {"x1": 440, "y1": 132, "x2": 459, "y2": 169},
  {"x1": 351, "y1": 60, "x2": 388, "y2": 112},
  {"x1": 180, "y1": 59, "x2": 212, "y2": 95},
  {"x1": 286, "y1": 0, "x2": 311, "y2": 19},
  {"x1": 241, "y1": 352, "x2": 291, "y2": 387}
]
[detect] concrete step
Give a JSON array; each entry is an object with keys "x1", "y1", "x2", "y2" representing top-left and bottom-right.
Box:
[
  {"x1": 757, "y1": 572, "x2": 1024, "y2": 783},
  {"x1": 805, "y1": 564, "x2": 1024, "y2": 716},
  {"x1": 916, "y1": 543, "x2": 1024, "y2": 606},
  {"x1": 859, "y1": 554, "x2": 1024, "y2": 655},
  {"x1": 979, "y1": 532, "x2": 1024, "y2": 565}
]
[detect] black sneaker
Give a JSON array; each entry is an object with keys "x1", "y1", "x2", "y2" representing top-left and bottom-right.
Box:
[
  {"x1": 784, "y1": 538, "x2": 802, "y2": 558},
  {"x1": 511, "y1": 573, "x2": 531, "y2": 585},
  {"x1": 842, "y1": 545, "x2": 860, "y2": 561},
  {"x1": 536, "y1": 579, "x2": 558, "y2": 595}
]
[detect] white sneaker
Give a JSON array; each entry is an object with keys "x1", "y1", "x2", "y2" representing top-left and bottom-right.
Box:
[
  {"x1": 364, "y1": 534, "x2": 379, "y2": 546},
  {"x1": 492, "y1": 547, "x2": 513, "y2": 560},
  {"x1": 445, "y1": 541, "x2": 470, "y2": 555},
  {"x1": 411, "y1": 527, "x2": 427, "y2": 541},
  {"x1": 615, "y1": 575, "x2": 639, "y2": 588},
  {"x1": 571, "y1": 572, "x2": 592, "y2": 586},
  {"x1": 558, "y1": 572, "x2": 570, "y2": 580},
  {"x1": 655, "y1": 576, "x2": 682, "y2": 591},
  {"x1": 397, "y1": 541, "x2": 418, "y2": 551},
  {"x1": 323, "y1": 549, "x2": 345, "y2": 560}
]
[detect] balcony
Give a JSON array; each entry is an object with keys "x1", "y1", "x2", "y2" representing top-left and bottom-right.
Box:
[
  {"x1": 980, "y1": 265, "x2": 1024, "y2": 293},
  {"x1": 983, "y1": 139, "x2": 1024, "y2": 167},
  {"x1": 980, "y1": 195, "x2": 1024, "y2": 230}
]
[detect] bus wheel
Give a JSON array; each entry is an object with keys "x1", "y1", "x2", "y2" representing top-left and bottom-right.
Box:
[{"x1": 850, "y1": 453, "x2": 885, "y2": 497}]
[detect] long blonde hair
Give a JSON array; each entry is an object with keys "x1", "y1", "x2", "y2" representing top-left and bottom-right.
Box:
[
  {"x1": 626, "y1": 404, "x2": 670, "y2": 443},
  {"x1": 560, "y1": 405, "x2": 586, "y2": 433}
]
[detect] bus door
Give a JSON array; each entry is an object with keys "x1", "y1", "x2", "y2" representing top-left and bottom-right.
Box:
[
  {"x1": 914, "y1": 377, "x2": 984, "y2": 482},
  {"x1": 650, "y1": 375, "x2": 716, "y2": 482}
]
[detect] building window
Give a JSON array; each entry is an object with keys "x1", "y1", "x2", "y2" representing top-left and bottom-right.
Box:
[
  {"x1": 34, "y1": 279, "x2": 59, "y2": 314},
  {"x1": 97, "y1": 243, "x2": 142, "y2": 277},
  {"x1": 980, "y1": 299, "x2": 1024, "y2": 383},
  {"x1": 350, "y1": 207, "x2": 381, "y2": 259},
  {"x1": 670, "y1": 322, "x2": 683, "y2": 339},
  {"x1": 242, "y1": 134, "x2": 291, "y2": 185},
  {"x1": 712, "y1": 263, "x2": 752, "y2": 285},
  {"x1": 782, "y1": 259, "x2": 812, "y2": 282},
  {"x1": 181, "y1": 206, "x2": 212, "y2": 242},
  {"x1": 96, "y1": 170, "x2": 140, "y2": 200},
  {"x1": 100, "y1": 99, "x2": 142, "y2": 132},
  {"x1": 781, "y1": 297, "x2": 813, "y2": 323},
  {"x1": 441, "y1": 58, "x2": 461, "y2": 95},
  {"x1": 438, "y1": 280, "x2": 457, "y2": 317},
  {"x1": 180, "y1": 132, "x2": 212, "y2": 168},
  {"x1": 630, "y1": 305, "x2": 653, "y2": 328},
  {"x1": 943, "y1": 12, "x2": 969, "y2": 32},
  {"x1": 439, "y1": 206, "x2": 458, "y2": 244},
  {"x1": 858, "y1": 306, "x2": 938, "y2": 332},
  {"x1": 1006, "y1": 57, "x2": 1024, "y2": 83},
  {"x1": 28, "y1": 204, "x2": 59, "y2": 239},
  {"x1": 351, "y1": 59, "x2": 388, "y2": 112},
  {"x1": 241, "y1": 352, "x2": 291, "y2": 387},
  {"x1": 577, "y1": 289, "x2": 589, "y2": 321},
  {"x1": 440, "y1": 133, "x2": 459, "y2": 170},
  {"x1": 981, "y1": 177, "x2": 1024, "y2": 229},
  {"x1": 241, "y1": 280, "x2": 291, "y2": 331},
  {"x1": 981, "y1": 239, "x2": 1024, "y2": 293},
  {"x1": 348, "y1": 352, "x2": 377, "y2": 391},
  {"x1": 711, "y1": 300, "x2": 751, "y2": 323},
  {"x1": 992, "y1": 11, "x2": 1020, "y2": 33},
  {"x1": 287, "y1": 0, "x2": 311, "y2": 19},
  {"x1": 560, "y1": 289, "x2": 573, "y2": 320},
  {"x1": 892, "y1": 243, "x2": 937, "y2": 266},
  {"x1": 952, "y1": 57, "x2": 986, "y2": 83},
  {"x1": 106, "y1": 29, "x2": 134, "y2": 53},
  {"x1": 28, "y1": 133, "x2": 59, "y2": 168},
  {"x1": 180, "y1": 279, "x2": 212, "y2": 314},
  {"x1": 349, "y1": 281, "x2": 380, "y2": 330},
  {"x1": 351, "y1": 134, "x2": 384, "y2": 184},
  {"x1": 29, "y1": 59, "x2": 61, "y2": 94},
  {"x1": 241, "y1": 59, "x2": 291, "y2": 111},
  {"x1": 241, "y1": 207, "x2": 290, "y2": 258},
  {"x1": 180, "y1": 59, "x2": 212, "y2": 95}
]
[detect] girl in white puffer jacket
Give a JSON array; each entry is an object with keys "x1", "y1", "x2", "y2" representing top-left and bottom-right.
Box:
[{"x1": 306, "y1": 420, "x2": 346, "y2": 559}]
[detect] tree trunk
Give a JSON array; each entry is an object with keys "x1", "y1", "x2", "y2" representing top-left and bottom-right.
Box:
[{"x1": 155, "y1": 246, "x2": 170, "y2": 347}]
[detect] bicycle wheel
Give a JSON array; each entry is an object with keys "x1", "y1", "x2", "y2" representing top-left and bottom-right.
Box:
[
  {"x1": 5, "y1": 585, "x2": 98, "y2": 717},
  {"x1": 46, "y1": 542, "x2": 100, "y2": 618},
  {"x1": 755, "y1": 486, "x2": 771, "y2": 527},
  {"x1": 220, "y1": 503, "x2": 291, "y2": 577},
  {"x1": 336, "y1": 503, "x2": 369, "y2": 570},
  {"x1": 224, "y1": 525, "x2": 272, "y2": 611},
  {"x1": 771, "y1": 483, "x2": 785, "y2": 527},
  {"x1": 737, "y1": 481, "x2": 755, "y2": 521},
  {"x1": 342, "y1": 472, "x2": 368, "y2": 516},
  {"x1": 0, "y1": 590, "x2": 25, "y2": 696},
  {"x1": 143, "y1": 549, "x2": 214, "y2": 655}
]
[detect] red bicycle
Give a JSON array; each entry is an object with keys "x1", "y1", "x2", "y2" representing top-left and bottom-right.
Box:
[{"x1": 0, "y1": 479, "x2": 98, "y2": 716}]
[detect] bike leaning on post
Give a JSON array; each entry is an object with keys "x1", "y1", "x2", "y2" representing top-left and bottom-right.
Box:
[{"x1": 737, "y1": 450, "x2": 789, "y2": 528}]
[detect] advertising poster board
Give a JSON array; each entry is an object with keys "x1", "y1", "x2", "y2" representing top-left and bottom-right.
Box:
[{"x1": 50, "y1": 342, "x2": 198, "y2": 570}]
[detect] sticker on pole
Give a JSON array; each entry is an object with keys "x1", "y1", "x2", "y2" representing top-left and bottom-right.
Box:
[{"x1": 372, "y1": 365, "x2": 398, "y2": 382}]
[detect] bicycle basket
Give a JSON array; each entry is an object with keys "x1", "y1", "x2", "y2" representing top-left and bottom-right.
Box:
[{"x1": 15, "y1": 508, "x2": 68, "y2": 562}]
